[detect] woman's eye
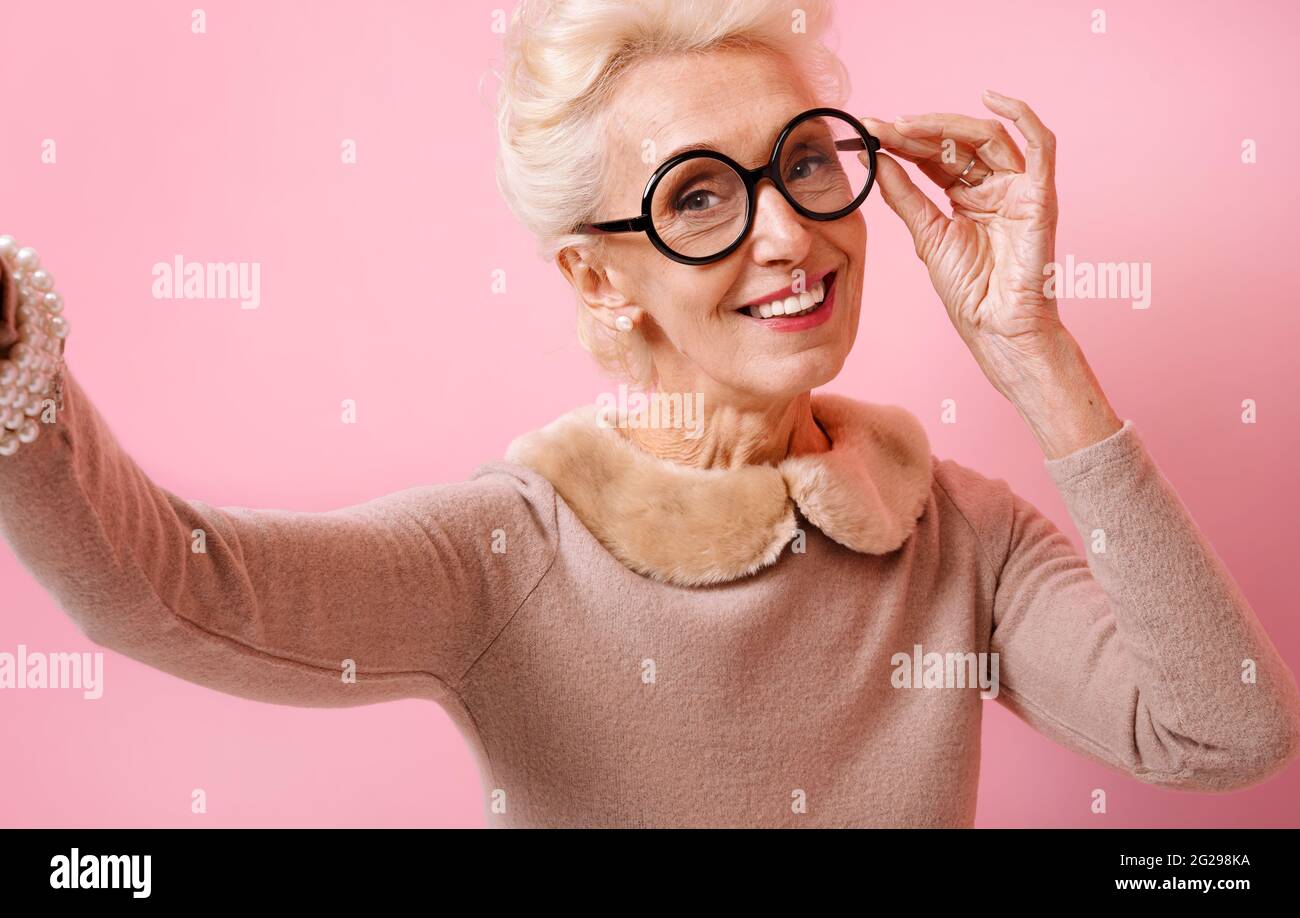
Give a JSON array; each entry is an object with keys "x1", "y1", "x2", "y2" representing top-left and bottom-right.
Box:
[
  {"x1": 787, "y1": 155, "x2": 828, "y2": 182},
  {"x1": 675, "y1": 189, "x2": 719, "y2": 212}
]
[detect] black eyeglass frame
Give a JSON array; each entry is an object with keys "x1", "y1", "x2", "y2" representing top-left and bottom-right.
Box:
[{"x1": 574, "y1": 107, "x2": 881, "y2": 266}]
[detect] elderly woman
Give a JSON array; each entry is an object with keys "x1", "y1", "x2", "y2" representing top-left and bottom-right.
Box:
[{"x1": 1, "y1": 0, "x2": 1298, "y2": 829}]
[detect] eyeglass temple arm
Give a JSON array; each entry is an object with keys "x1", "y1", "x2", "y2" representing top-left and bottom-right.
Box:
[
  {"x1": 574, "y1": 215, "x2": 651, "y2": 235},
  {"x1": 835, "y1": 135, "x2": 881, "y2": 153}
]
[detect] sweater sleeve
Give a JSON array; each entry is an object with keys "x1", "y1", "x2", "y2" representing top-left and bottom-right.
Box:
[
  {"x1": 0, "y1": 271, "x2": 557, "y2": 709},
  {"x1": 941, "y1": 420, "x2": 1300, "y2": 792}
]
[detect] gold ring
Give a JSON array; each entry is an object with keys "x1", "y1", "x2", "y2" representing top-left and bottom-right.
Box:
[{"x1": 954, "y1": 156, "x2": 982, "y2": 188}]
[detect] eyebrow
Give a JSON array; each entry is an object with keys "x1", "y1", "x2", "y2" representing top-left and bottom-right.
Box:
[
  {"x1": 657, "y1": 139, "x2": 776, "y2": 175},
  {"x1": 661, "y1": 140, "x2": 730, "y2": 161}
]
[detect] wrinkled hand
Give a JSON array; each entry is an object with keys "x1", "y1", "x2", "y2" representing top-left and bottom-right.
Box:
[{"x1": 860, "y1": 90, "x2": 1064, "y2": 399}]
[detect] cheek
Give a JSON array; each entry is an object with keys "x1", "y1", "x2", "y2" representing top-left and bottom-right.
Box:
[
  {"x1": 829, "y1": 214, "x2": 867, "y2": 293},
  {"x1": 656, "y1": 272, "x2": 732, "y2": 325},
  {"x1": 836, "y1": 210, "x2": 868, "y2": 252}
]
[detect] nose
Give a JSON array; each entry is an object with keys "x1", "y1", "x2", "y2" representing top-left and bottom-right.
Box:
[{"x1": 746, "y1": 178, "x2": 813, "y2": 267}]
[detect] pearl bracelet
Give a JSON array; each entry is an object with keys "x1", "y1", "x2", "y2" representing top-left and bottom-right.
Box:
[{"x1": 0, "y1": 235, "x2": 70, "y2": 457}]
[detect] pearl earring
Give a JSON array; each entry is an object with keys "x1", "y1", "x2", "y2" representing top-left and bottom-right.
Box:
[{"x1": 614, "y1": 315, "x2": 634, "y2": 332}]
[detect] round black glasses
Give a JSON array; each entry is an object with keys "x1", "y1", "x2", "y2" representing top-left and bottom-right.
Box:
[{"x1": 574, "y1": 107, "x2": 880, "y2": 266}]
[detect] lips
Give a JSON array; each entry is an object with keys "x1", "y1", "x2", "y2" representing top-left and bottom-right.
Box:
[
  {"x1": 739, "y1": 271, "x2": 835, "y2": 319},
  {"x1": 738, "y1": 269, "x2": 835, "y2": 317},
  {"x1": 737, "y1": 271, "x2": 838, "y2": 332}
]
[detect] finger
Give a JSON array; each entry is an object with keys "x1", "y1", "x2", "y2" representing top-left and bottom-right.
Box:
[
  {"x1": 914, "y1": 158, "x2": 979, "y2": 193},
  {"x1": 980, "y1": 90, "x2": 1054, "y2": 185},
  {"x1": 859, "y1": 117, "x2": 948, "y2": 163},
  {"x1": 861, "y1": 116, "x2": 995, "y2": 192},
  {"x1": 866, "y1": 151, "x2": 949, "y2": 262},
  {"x1": 891, "y1": 113, "x2": 1026, "y2": 173},
  {"x1": 862, "y1": 116, "x2": 992, "y2": 179}
]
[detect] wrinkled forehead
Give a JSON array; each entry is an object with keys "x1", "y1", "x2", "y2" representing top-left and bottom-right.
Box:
[{"x1": 602, "y1": 47, "x2": 815, "y2": 196}]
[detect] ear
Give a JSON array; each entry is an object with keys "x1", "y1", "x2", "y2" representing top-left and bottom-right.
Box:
[{"x1": 555, "y1": 247, "x2": 644, "y2": 333}]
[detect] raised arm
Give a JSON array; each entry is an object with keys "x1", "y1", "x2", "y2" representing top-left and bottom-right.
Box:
[
  {"x1": 937, "y1": 422, "x2": 1300, "y2": 790},
  {"x1": 0, "y1": 252, "x2": 557, "y2": 708},
  {"x1": 861, "y1": 93, "x2": 1300, "y2": 788}
]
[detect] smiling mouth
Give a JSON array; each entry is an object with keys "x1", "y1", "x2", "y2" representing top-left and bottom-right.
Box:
[{"x1": 740, "y1": 272, "x2": 835, "y2": 319}]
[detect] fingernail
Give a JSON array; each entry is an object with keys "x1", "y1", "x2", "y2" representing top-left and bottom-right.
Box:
[{"x1": 983, "y1": 89, "x2": 1005, "y2": 99}]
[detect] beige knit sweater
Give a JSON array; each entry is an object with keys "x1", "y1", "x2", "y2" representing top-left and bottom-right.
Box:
[{"x1": 2, "y1": 262, "x2": 1298, "y2": 827}]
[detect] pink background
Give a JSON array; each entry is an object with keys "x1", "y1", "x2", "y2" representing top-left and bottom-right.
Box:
[{"x1": 2, "y1": 0, "x2": 1297, "y2": 828}]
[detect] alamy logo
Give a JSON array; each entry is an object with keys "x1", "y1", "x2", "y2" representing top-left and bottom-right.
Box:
[
  {"x1": 890, "y1": 643, "x2": 1000, "y2": 699},
  {"x1": 49, "y1": 848, "x2": 151, "y2": 898},
  {"x1": 152, "y1": 255, "x2": 262, "y2": 309},
  {"x1": 1042, "y1": 255, "x2": 1152, "y2": 309},
  {"x1": 0, "y1": 645, "x2": 103, "y2": 699},
  {"x1": 595, "y1": 384, "x2": 705, "y2": 439}
]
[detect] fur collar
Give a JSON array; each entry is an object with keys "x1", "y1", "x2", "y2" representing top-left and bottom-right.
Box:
[{"x1": 504, "y1": 392, "x2": 933, "y2": 587}]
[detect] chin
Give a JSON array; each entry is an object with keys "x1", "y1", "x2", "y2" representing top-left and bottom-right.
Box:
[{"x1": 734, "y1": 350, "x2": 845, "y2": 402}]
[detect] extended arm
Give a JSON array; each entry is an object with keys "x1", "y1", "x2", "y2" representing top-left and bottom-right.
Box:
[{"x1": 0, "y1": 256, "x2": 556, "y2": 708}]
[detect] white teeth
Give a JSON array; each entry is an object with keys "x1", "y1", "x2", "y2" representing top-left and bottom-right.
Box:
[{"x1": 744, "y1": 276, "x2": 829, "y2": 319}]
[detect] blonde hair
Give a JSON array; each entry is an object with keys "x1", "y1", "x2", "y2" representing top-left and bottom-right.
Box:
[{"x1": 491, "y1": 0, "x2": 850, "y2": 388}]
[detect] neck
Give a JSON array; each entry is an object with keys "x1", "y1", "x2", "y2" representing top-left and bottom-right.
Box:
[{"x1": 619, "y1": 389, "x2": 831, "y2": 469}]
